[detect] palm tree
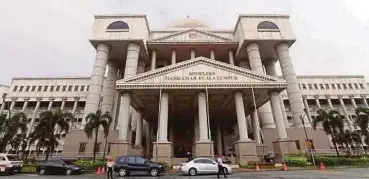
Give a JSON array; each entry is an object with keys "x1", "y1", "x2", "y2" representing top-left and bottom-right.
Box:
[
  {"x1": 355, "y1": 107, "x2": 369, "y2": 138},
  {"x1": 0, "y1": 112, "x2": 28, "y2": 152},
  {"x1": 84, "y1": 110, "x2": 112, "y2": 162},
  {"x1": 313, "y1": 109, "x2": 344, "y2": 156},
  {"x1": 30, "y1": 109, "x2": 73, "y2": 161}
]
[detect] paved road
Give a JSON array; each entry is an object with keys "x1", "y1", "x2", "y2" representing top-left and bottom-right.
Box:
[{"x1": 3, "y1": 168, "x2": 369, "y2": 178}]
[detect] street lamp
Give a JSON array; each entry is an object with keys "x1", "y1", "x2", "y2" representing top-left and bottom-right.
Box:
[{"x1": 299, "y1": 108, "x2": 316, "y2": 166}]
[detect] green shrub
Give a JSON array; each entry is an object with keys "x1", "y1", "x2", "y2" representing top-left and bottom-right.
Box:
[
  {"x1": 73, "y1": 159, "x2": 106, "y2": 171},
  {"x1": 315, "y1": 156, "x2": 369, "y2": 166},
  {"x1": 21, "y1": 165, "x2": 36, "y2": 173},
  {"x1": 156, "y1": 162, "x2": 171, "y2": 170},
  {"x1": 284, "y1": 156, "x2": 309, "y2": 167},
  {"x1": 241, "y1": 164, "x2": 255, "y2": 169}
]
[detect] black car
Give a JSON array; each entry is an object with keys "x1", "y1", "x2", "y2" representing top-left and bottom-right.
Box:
[
  {"x1": 114, "y1": 156, "x2": 164, "y2": 177},
  {"x1": 36, "y1": 159, "x2": 84, "y2": 175}
]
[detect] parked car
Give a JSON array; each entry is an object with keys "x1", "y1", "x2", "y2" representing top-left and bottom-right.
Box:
[
  {"x1": 36, "y1": 159, "x2": 84, "y2": 175},
  {"x1": 114, "y1": 155, "x2": 164, "y2": 177},
  {"x1": 179, "y1": 158, "x2": 232, "y2": 176},
  {"x1": 0, "y1": 153, "x2": 23, "y2": 175}
]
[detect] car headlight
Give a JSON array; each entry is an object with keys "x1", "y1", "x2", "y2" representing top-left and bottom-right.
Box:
[
  {"x1": 74, "y1": 167, "x2": 80, "y2": 170},
  {"x1": 6, "y1": 164, "x2": 13, "y2": 168},
  {"x1": 159, "y1": 165, "x2": 163, "y2": 168}
]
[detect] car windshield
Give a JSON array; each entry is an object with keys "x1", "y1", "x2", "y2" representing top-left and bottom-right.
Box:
[
  {"x1": 62, "y1": 160, "x2": 73, "y2": 165},
  {"x1": 7, "y1": 155, "x2": 20, "y2": 161}
]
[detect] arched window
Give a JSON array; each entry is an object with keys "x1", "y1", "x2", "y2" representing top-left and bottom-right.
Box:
[
  {"x1": 257, "y1": 21, "x2": 279, "y2": 30},
  {"x1": 107, "y1": 21, "x2": 129, "y2": 30}
]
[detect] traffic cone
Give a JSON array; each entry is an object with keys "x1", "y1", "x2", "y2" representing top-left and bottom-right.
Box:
[
  {"x1": 255, "y1": 163, "x2": 260, "y2": 171},
  {"x1": 320, "y1": 162, "x2": 326, "y2": 172},
  {"x1": 96, "y1": 166, "x2": 101, "y2": 175},
  {"x1": 283, "y1": 163, "x2": 288, "y2": 171},
  {"x1": 100, "y1": 166, "x2": 105, "y2": 175}
]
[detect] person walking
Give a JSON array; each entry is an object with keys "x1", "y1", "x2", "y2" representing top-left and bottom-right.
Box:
[
  {"x1": 217, "y1": 154, "x2": 227, "y2": 178},
  {"x1": 106, "y1": 158, "x2": 115, "y2": 179}
]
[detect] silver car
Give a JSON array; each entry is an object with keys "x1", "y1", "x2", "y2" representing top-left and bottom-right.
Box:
[{"x1": 179, "y1": 158, "x2": 232, "y2": 176}]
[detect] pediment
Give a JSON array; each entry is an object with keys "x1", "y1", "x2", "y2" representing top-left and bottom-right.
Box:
[
  {"x1": 116, "y1": 57, "x2": 287, "y2": 90},
  {"x1": 151, "y1": 29, "x2": 232, "y2": 43}
]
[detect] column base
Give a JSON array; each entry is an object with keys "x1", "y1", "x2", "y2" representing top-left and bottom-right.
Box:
[
  {"x1": 194, "y1": 141, "x2": 214, "y2": 158},
  {"x1": 153, "y1": 142, "x2": 172, "y2": 165},
  {"x1": 272, "y1": 139, "x2": 298, "y2": 162},
  {"x1": 131, "y1": 145, "x2": 144, "y2": 156},
  {"x1": 109, "y1": 141, "x2": 131, "y2": 157},
  {"x1": 256, "y1": 144, "x2": 268, "y2": 160},
  {"x1": 234, "y1": 140, "x2": 259, "y2": 165}
]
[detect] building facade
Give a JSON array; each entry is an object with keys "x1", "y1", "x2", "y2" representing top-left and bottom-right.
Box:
[{"x1": 1, "y1": 14, "x2": 369, "y2": 165}]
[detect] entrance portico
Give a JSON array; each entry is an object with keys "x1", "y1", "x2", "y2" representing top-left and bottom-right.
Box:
[{"x1": 113, "y1": 57, "x2": 287, "y2": 164}]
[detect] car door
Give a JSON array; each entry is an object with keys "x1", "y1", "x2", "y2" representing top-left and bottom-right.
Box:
[
  {"x1": 203, "y1": 159, "x2": 218, "y2": 173},
  {"x1": 134, "y1": 157, "x2": 149, "y2": 171},
  {"x1": 193, "y1": 159, "x2": 207, "y2": 173},
  {"x1": 126, "y1": 156, "x2": 139, "y2": 172},
  {"x1": 53, "y1": 160, "x2": 66, "y2": 174}
]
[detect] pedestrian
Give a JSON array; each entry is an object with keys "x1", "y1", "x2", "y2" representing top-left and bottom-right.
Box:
[
  {"x1": 106, "y1": 157, "x2": 115, "y2": 179},
  {"x1": 217, "y1": 154, "x2": 227, "y2": 178},
  {"x1": 187, "y1": 151, "x2": 192, "y2": 161}
]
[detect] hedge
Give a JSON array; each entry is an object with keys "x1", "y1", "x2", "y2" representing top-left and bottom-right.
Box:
[{"x1": 285, "y1": 155, "x2": 369, "y2": 167}]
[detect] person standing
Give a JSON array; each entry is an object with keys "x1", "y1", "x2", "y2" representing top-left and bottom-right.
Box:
[
  {"x1": 217, "y1": 154, "x2": 227, "y2": 178},
  {"x1": 106, "y1": 158, "x2": 115, "y2": 179}
]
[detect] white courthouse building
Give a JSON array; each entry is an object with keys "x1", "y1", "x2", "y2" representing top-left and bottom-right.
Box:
[{"x1": 1, "y1": 14, "x2": 369, "y2": 165}]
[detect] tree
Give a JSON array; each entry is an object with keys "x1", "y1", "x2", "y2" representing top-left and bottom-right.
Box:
[
  {"x1": 84, "y1": 110, "x2": 112, "y2": 163},
  {"x1": 30, "y1": 109, "x2": 73, "y2": 161},
  {"x1": 355, "y1": 107, "x2": 369, "y2": 142},
  {"x1": 0, "y1": 112, "x2": 28, "y2": 152},
  {"x1": 313, "y1": 109, "x2": 344, "y2": 156}
]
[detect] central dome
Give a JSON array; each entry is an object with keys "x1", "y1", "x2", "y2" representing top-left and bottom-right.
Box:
[{"x1": 167, "y1": 18, "x2": 210, "y2": 28}]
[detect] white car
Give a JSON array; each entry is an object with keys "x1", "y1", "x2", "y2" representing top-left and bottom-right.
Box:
[
  {"x1": 0, "y1": 153, "x2": 23, "y2": 174},
  {"x1": 179, "y1": 158, "x2": 232, "y2": 176}
]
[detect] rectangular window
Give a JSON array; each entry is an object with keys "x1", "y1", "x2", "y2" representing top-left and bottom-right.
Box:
[
  {"x1": 78, "y1": 143, "x2": 87, "y2": 153},
  {"x1": 337, "y1": 84, "x2": 341, "y2": 89},
  {"x1": 314, "y1": 84, "x2": 318, "y2": 89},
  {"x1": 324, "y1": 84, "x2": 329, "y2": 89},
  {"x1": 68, "y1": 85, "x2": 72, "y2": 92},
  {"x1": 43, "y1": 86, "x2": 48, "y2": 92},
  {"x1": 62, "y1": 86, "x2": 67, "y2": 92},
  {"x1": 301, "y1": 84, "x2": 306, "y2": 90},
  {"x1": 354, "y1": 83, "x2": 359, "y2": 89},
  {"x1": 331, "y1": 84, "x2": 336, "y2": 90},
  {"x1": 360, "y1": 84, "x2": 365, "y2": 89},
  {"x1": 19, "y1": 86, "x2": 24, "y2": 92},
  {"x1": 343, "y1": 84, "x2": 347, "y2": 89},
  {"x1": 37, "y1": 86, "x2": 42, "y2": 92},
  {"x1": 348, "y1": 83, "x2": 353, "y2": 89},
  {"x1": 50, "y1": 86, "x2": 54, "y2": 92},
  {"x1": 308, "y1": 84, "x2": 312, "y2": 90},
  {"x1": 56, "y1": 86, "x2": 60, "y2": 92},
  {"x1": 86, "y1": 86, "x2": 89, "y2": 91},
  {"x1": 74, "y1": 86, "x2": 79, "y2": 92},
  {"x1": 319, "y1": 84, "x2": 324, "y2": 90},
  {"x1": 31, "y1": 86, "x2": 36, "y2": 92},
  {"x1": 13, "y1": 86, "x2": 18, "y2": 92},
  {"x1": 80, "y1": 86, "x2": 85, "y2": 92},
  {"x1": 25, "y1": 86, "x2": 30, "y2": 92}
]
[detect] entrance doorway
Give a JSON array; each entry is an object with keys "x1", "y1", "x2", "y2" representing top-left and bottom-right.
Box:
[{"x1": 172, "y1": 116, "x2": 194, "y2": 158}]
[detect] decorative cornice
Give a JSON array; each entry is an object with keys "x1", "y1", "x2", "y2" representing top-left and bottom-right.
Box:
[
  {"x1": 152, "y1": 28, "x2": 232, "y2": 41},
  {"x1": 117, "y1": 83, "x2": 286, "y2": 90}
]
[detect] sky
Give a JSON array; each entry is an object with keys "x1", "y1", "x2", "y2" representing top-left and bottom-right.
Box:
[{"x1": 0, "y1": 0, "x2": 369, "y2": 85}]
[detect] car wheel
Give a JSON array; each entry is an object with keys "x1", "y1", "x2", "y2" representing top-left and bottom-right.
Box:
[
  {"x1": 224, "y1": 168, "x2": 229, "y2": 175},
  {"x1": 39, "y1": 169, "x2": 46, "y2": 175},
  {"x1": 65, "y1": 169, "x2": 72, "y2": 176},
  {"x1": 118, "y1": 168, "x2": 127, "y2": 177},
  {"x1": 188, "y1": 168, "x2": 197, "y2": 176},
  {"x1": 150, "y1": 168, "x2": 159, "y2": 177}
]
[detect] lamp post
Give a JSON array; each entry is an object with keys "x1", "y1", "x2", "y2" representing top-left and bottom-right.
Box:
[{"x1": 299, "y1": 108, "x2": 316, "y2": 166}]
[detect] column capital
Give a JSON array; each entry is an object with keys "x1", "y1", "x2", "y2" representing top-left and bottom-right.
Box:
[
  {"x1": 302, "y1": 95, "x2": 307, "y2": 99},
  {"x1": 36, "y1": 97, "x2": 42, "y2": 101},
  {"x1": 61, "y1": 97, "x2": 67, "y2": 101},
  {"x1": 48, "y1": 97, "x2": 55, "y2": 101},
  {"x1": 74, "y1": 97, "x2": 80, "y2": 101},
  {"x1": 360, "y1": 94, "x2": 367, "y2": 98},
  {"x1": 348, "y1": 94, "x2": 355, "y2": 98},
  {"x1": 337, "y1": 95, "x2": 343, "y2": 99},
  {"x1": 274, "y1": 42, "x2": 291, "y2": 51},
  {"x1": 96, "y1": 43, "x2": 112, "y2": 53},
  {"x1": 23, "y1": 98, "x2": 30, "y2": 101},
  {"x1": 11, "y1": 97, "x2": 17, "y2": 101},
  {"x1": 325, "y1": 95, "x2": 331, "y2": 99},
  {"x1": 313, "y1": 95, "x2": 320, "y2": 99}
]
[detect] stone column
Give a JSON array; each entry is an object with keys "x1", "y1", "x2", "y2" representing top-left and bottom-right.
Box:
[
  {"x1": 137, "y1": 61, "x2": 146, "y2": 74},
  {"x1": 210, "y1": 49, "x2": 215, "y2": 60},
  {"x1": 338, "y1": 96, "x2": 354, "y2": 131},
  {"x1": 47, "y1": 98, "x2": 54, "y2": 111},
  {"x1": 270, "y1": 92, "x2": 288, "y2": 139},
  {"x1": 198, "y1": 92, "x2": 209, "y2": 141},
  {"x1": 9, "y1": 100, "x2": 16, "y2": 112},
  {"x1": 171, "y1": 49, "x2": 176, "y2": 64},
  {"x1": 21, "y1": 98, "x2": 29, "y2": 112},
  {"x1": 350, "y1": 95, "x2": 357, "y2": 109},
  {"x1": 314, "y1": 95, "x2": 322, "y2": 109},
  {"x1": 194, "y1": 116, "x2": 199, "y2": 142},
  {"x1": 228, "y1": 50, "x2": 235, "y2": 65},
  {"x1": 190, "y1": 49, "x2": 196, "y2": 59},
  {"x1": 247, "y1": 43, "x2": 275, "y2": 129},
  {"x1": 124, "y1": 43, "x2": 141, "y2": 79},
  {"x1": 326, "y1": 96, "x2": 333, "y2": 110},
  {"x1": 275, "y1": 42, "x2": 309, "y2": 127},
  {"x1": 362, "y1": 95, "x2": 369, "y2": 108},
  {"x1": 279, "y1": 96, "x2": 289, "y2": 128},
  {"x1": 302, "y1": 97, "x2": 313, "y2": 123},
  {"x1": 0, "y1": 102, "x2": 5, "y2": 115},
  {"x1": 134, "y1": 112, "x2": 143, "y2": 146},
  {"x1": 234, "y1": 92, "x2": 249, "y2": 141},
  {"x1": 101, "y1": 62, "x2": 117, "y2": 114},
  {"x1": 151, "y1": 50, "x2": 156, "y2": 71},
  {"x1": 251, "y1": 110, "x2": 260, "y2": 143},
  {"x1": 72, "y1": 98, "x2": 79, "y2": 116},
  {"x1": 27, "y1": 99, "x2": 41, "y2": 137},
  {"x1": 118, "y1": 93, "x2": 131, "y2": 141},
  {"x1": 60, "y1": 98, "x2": 66, "y2": 110},
  {"x1": 84, "y1": 43, "x2": 110, "y2": 123},
  {"x1": 158, "y1": 93, "x2": 169, "y2": 142},
  {"x1": 216, "y1": 122, "x2": 222, "y2": 154}
]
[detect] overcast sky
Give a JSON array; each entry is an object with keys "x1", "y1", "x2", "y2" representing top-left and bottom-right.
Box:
[{"x1": 0, "y1": 0, "x2": 369, "y2": 85}]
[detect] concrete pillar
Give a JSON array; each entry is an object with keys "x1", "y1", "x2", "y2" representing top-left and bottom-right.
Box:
[
  {"x1": 350, "y1": 96, "x2": 357, "y2": 109},
  {"x1": 251, "y1": 110, "x2": 260, "y2": 143},
  {"x1": 101, "y1": 62, "x2": 117, "y2": 114},
  {"x1": 135, "y1": 112, "x2": 143, "y2": 146},
  {"x1": 194, "y1": 116, "x2": 199, "y2": 142},
  {"x1": 47, "y1": 98, "x2": 53, "y2": 111},
  {"x1": 124, "y1": 43, "x2": 141, "y2": 79},
  {"x1": 247, "y1": 43, "x2": 275, "y2": 129},
  {"x1": 362, "y1": 96, "x2": 369, "y2": 108},
  {"x1": 84, "y1": 43, "x2": 110, "y2": 123},
  {"x1": 0, "y1": 102, "x2": 5, "y2": 115},
  {"x1": 216, "y1": 122, "x2": 222, "y2": 154},
  {"x1": 279, "y1": 96, "x2": 289, "y2": 128},
  {"x1": 158, "y1": 92, "x2": 169, "y2": 142},
  {"x1": 314, "y1": 96, "x2": 322, "y2": 109},
  {"x1": 9, "y1": 100, "x2": 16, "y2": 112},
  {"x1": 338, "y1": 96, "x2": 354, "y2": 131},
  {"x1": 171, "y1": 49, "x2": 176, "y2": 65},
  {"x1": 270, "y1": 92, "x2": 288, "y2": 139},
  {"x1": 60, "y1": 98, "x2": 66, "y2": 110},
  {"x1": 137, "y1": 61, "x2": 146, "y2": 74},
  {"x1": 21, "y1": 99, "x2": 29, "y2": 112},
  {"x1": 302, "y1": 97, "x2": 313, "y2": 123},
  {"x1": 151, "y1": 50, "x2": 156, "y2": 71},
  {"x1": 118, "y1": 93, "x2": 131, "y2": 141},
  {"x1": 234, "y1": 92, "x2": 249, "y2": 141},
  {"x1": 210, "y1": 49, "x2": 215, "y2": 60},
  {"x1": 198, "y1": 92, "x2": 209, "y2": 141},
  {"x1": 27, "y1": 99, "x2": 41, "y2": 137},
  {"x1": 275, "y1": 42, "x2": 309, "y2": 128},
  {"x1": 191, "y1": 49, "x2": 196, "y2": 59},
  {"x1": 327, "y1": 96, "x2": 333, "y2": 110},
  {"x1": 228, "y1": 50, "x2": 235, "y2": 65}
]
